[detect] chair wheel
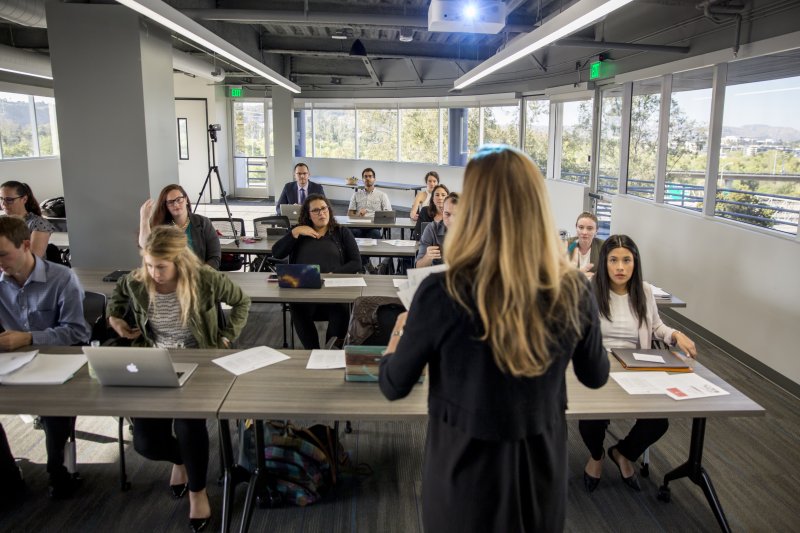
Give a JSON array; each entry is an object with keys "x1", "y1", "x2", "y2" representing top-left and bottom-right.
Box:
[
  {"x1": 657, "y1": 485, "x2": 671, "y2": 502},
  {"x1": 640, "y1": 464, "x2": 649, "y2": 478}
]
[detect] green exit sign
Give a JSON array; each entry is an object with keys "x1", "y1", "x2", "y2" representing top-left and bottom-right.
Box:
[
  {"x1": 229, "y1": 87, "x2": 243, "y2": 98},
  {"x1": 589, "y1": 60, "x2": 614, "y2": 80}
]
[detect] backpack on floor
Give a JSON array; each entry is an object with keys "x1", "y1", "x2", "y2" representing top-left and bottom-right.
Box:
[{"x1": 344, "y1": 296, "x2": 405, "y2": 346}]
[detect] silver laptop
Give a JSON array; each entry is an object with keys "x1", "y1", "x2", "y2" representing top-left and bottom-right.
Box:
[
  {"x1": 278, "y1": 204, "x2": 301, "y2": 224},
  {"x1": 83, "y1": 346, "x2": 198, "y2": 388},
  {"x1": 373, "y1": 210, "x2": 396, "y2": 224}
]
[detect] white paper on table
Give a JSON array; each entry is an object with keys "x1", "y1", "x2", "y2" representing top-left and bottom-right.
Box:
[
  {"x1": 307, "y1": 350, "x2": 346, "y2": 369},
  {"x1": 383, "y1": 239, "x2": 417, "y2": 247},
  {"x1": 355, "y1": 238, "x2": 378, "y2": 246},
  {"x1": 662, "y1": 374, "x2": 730, "y2": 400},
  {"x1": 219, "y1": 238, "x2": 236, "y2": 245},
  {"x1": 392, "y1": 279, "x2": 408, "y2": 288},
  {"x1": 648, "y1": 284, "x2": 671, "y2": 298},
  {"x1": 397, "y1": 264, "x2": 449, "y2": 309},
  {"x1": 610, "y1": 372, "x2": 672, "y2": 394},
  {"x1": 0, "y1": 353, "x2": 86, "y2": 385},
  {"x1": 0, "y1": 350, "x2": 38, "y2": 375},
  {"x1": 633, "y1": 353, "x2": 666, "y2": 364},
  {"x1": 212, "y1": 346, "x2": 290, "y2": 376},
  {"x1": 324, "y1": 278, "x2": 367, "y2": 287}
]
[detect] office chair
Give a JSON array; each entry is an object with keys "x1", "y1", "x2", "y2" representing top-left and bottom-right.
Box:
[{"x1": 211, "y1": 217, "x2": 247, "y2": 271}]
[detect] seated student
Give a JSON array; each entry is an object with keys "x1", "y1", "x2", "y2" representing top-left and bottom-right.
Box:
[
  {"x1": 409, "y1": 171, "x2": 439, "y2": 221},
  {"x1": 138, "y1": 184, "x2": 221, "y2": 270},
  {"x1": 108, "y1": 225, "x2": 251, "y2": 532},
  {"x1": 0, "y1": 181, "x2": 56, "y2": 258},
  {"x1": 414, "y1": 184, "x2": 449, "y2": 239},
  {"x1": 347, "y1": 168, "x2": 391, "y2": 272},
  {"x1": 275, "y1": 162, "x2": 325, "y2": 214},
  {"x1": 566, "y1": 211, "x2": 603, "y2": 278},
  {"x1": 416, "y1": 192, "x2": 458, "y2": 268},
  {"x1": 0, "y1": 216, "x2": 90, "y2": 499},
  {"x1": 272, "y1": 194, "x2": 361, "y2": 349},
  {"x1": 579, "y1": 235, "x2": 697, "y2": 493}
]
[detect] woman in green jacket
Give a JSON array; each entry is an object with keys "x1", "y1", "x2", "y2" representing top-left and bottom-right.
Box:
[{"x1": 108, "y1": 225, "x2": 250, "y2": 532}]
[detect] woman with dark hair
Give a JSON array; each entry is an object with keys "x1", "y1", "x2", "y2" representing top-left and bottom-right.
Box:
[
  {"x1": 409, "y1": 171, "x2": 440, "y2": 221},
  {"x1": 272, "y1": 194, "x2": 361, "y2": 349},
  {"x1": 379, "y1": 146, "x2": 608, "y2": 532},
  {"x1": 566, "y1": 211, "x2": 603, "y2": 277},
  {"x1": 579, "y1": 235, "x2": 697, "y2": 493},
  {"x1": 139, "y1": 184, "x2": 221, "y2": 270},
  {"x1": 108, "y1": 225, "x2": 250, "y2": 531},
  {"x1": 414, "y1": 183, "x2": 449, "y2": 239},
  {"x1": 0, "y1": 181, "x2": 55, "y2": 257}
]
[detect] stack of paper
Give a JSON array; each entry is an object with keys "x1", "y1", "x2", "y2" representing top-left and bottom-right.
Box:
[
  {"x1": 212, "y1": 346, "x2": 290, "y2": 376},
  {"x1": 610, "y1": 372, "x2": 729, "y2": 400},
  {"x1": 382, "y1": 239, "x2": 417, "y2": 247},
  {"x1": 306, "y1": 350, "x2": 346, "y2": 369},
  {"x1": 324, "y1": 278, "x2": 367, "y2": 287},
  {"x1": 0, "y1": 351, "x2": 38, "y2": 376},
  {"x1": 649, "y1": 284, "x2": 671, "y2": 299},
  {"x1": 0, "y1": 353, "x2": 86, "y2": 385},
  {"x1": 355, "y1": 238, "x2": 378, "y2": 246},
  {"x1": 397, "y1": 264, "x2": 448, "y2": 309}
]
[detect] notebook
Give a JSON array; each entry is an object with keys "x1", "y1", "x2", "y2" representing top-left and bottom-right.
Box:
[
  {"x1": 275, "y1": 264, "x2": 322, "y2": 289},
  {"x1": 82, "y1": 346, "x2": 198, "y2": 387},
  {"x1": 610, "y1": 348, "x2": 693, "y2": 372},
  {"x1": 278, "y1": 204, "x2": 301, "y2": 224},
  {"x1": 102, "y1": 270, "x2": 131, "y2": 282},
  {"x1": 373, "y1": 210, "x2": 396, "y2": 224}
]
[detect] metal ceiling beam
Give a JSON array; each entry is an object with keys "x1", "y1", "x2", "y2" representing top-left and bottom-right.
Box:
[
  {"x1": 361, "y1": 57, "x2": 382, "y2": 86},
  {"x1": 555, "y1": 38, "x2": 690, "y2": 53},
  {"x1": 262, "y1": 48, "x2": 486, "y2": 63},
  {"x1": 405, "y1": 58, "x2": 422, "y2": 84}
]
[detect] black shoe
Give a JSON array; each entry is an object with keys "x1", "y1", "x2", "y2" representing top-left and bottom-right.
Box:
[
  {"x1": 49, "y1": 473, "x2": 83, "y2": 500},
  {"x1": 171, "y1": 483, "x2": 188, "y2": 498},
  {"x1": 608, "y1": 445, "x2": 641, "y2": 491},
  {"x1": 189, "y1": 516, "x2": 211, "y2": 532},
  {"x1": 583, "y1": 471, "x2": 601, "y2": 493}
]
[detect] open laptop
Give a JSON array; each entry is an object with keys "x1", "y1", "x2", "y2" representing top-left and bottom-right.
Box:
[
  {"x1": 278, "y1": 204, "x2": 302, "y2": 225},
  {"x1": 82, "y1": 346, "x2": 198, "y2": 387},
  {"x1": 373, "y1": 210, "x2": 396, "y2": 224},
  {"x1": 275, "y1": 264, "x2": 322, "y2": 289}
]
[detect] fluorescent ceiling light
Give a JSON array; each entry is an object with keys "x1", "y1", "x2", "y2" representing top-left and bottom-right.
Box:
[
  {"x1": 0, "y1": 67, "x2": 52, "y2": 80},
  {"x1": 116, "y1": 0, "x2": 300, "y2": 94},
  {"x1": 454, "y1": 0, "x2": 635, "y2": 90}
]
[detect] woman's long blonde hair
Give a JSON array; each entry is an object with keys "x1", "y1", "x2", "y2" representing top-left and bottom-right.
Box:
[
  {"x1": 134, "y1": 225, "x2": 201, "y2": 326},
  {"x1": 444, "y1": 146, "x2": 583, "y2": 377}
]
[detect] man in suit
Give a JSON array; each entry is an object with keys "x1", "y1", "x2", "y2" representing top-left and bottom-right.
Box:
[
  {"x1": 0, "y1": 216, "x2": 90, "y2": 500},
  {"x1": 276, "y1": 163, "x2": 325, "y2": 214}
]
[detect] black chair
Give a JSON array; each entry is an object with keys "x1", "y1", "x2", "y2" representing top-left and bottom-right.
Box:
[
  {"x1": 210, "y1": 218, "x2": 247, "y2": 271},
  {"x1": 252, "y1": 216, "x2": 294, "y2": 347}
]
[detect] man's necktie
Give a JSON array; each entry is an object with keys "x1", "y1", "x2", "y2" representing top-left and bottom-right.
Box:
[{"x1": 299, "y1": 188, "x2": 306, "y2": 204}]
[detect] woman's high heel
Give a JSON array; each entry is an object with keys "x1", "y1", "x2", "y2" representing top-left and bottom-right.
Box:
[
  {"x1": 170, "y1": 483, "x2": 188, "y2": 498},
  {"x1": 583, "y1": 451, "x2": 604, "y2": 493},
  {"x1": 608, "y1": 445, "x2": 641, "y2": 492},
  {"x1": 189, "y1": 516, "x2": 211, "y2": 532}
]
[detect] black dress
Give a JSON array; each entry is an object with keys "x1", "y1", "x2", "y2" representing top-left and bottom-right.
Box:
[{"x1": 379, "y1": 273, "x2": 608, "y2": 532}]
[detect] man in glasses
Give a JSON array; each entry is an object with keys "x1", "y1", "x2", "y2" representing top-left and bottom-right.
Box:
[
  {"x1": 276, "y1": 163, "x2": 326, "y2": 215},
  {"x1": 347, "y1": 168, "x2": 392, "y2": 273},
  {"x1": 0, "y1": 216, "x2": 90, "y2": 500},
  {"x1": 416, "y1": 192, "x2": 459, "y2": 268}
]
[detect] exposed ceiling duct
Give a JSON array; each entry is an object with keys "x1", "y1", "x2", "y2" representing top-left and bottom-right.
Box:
[
  {"x1": 0, "y1": 44, "x2": 226, "y2": 82},
  {"x1": 0, "y1": 0, "x2": 46, "y2": 29}
]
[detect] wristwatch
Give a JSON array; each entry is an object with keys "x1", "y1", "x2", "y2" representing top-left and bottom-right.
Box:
[{"x1": 391, "y1": 328, "x2": 404, "y2": 337}]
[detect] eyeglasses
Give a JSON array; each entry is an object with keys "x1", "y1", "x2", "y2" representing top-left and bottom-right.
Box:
[
  {"x1": 0, "y1": 196, "x2": 22, "y2": 205},
  {"x1": 165, "y1": 196, "x2": 186, "y2": 207},
  {"x1": 310, "y1": 206, "x2": 329, "y2": 216}
]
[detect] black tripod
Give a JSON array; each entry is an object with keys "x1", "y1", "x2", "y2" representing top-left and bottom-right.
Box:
[{"x1": 194, "y1": 124, "x2": 238, "y2": 244}]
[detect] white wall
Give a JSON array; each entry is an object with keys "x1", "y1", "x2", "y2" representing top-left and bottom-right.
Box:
[
  {"x1": 544, "y1": 179, "x2": 589, "y2": 232},
  {"x1": 611, "y1": 195, "x2": 800, "y2": 385},
  {"x1": 0, "y1": 157, "x2": 63, "y2": 199}
]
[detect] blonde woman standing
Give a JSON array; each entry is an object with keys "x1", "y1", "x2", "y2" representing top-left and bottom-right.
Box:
[
  {"x1": 379, "y1": 146, "x2": 609, "y2": 532},
  {"x1": 108, "y1": 226, "x2": 250, "y2": 532}
]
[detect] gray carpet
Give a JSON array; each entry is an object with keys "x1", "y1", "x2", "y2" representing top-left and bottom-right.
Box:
[{"x1": 0, "y1": 308, "x2": 797, "y2": 532}]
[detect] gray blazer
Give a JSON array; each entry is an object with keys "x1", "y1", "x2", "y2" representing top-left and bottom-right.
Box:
[{"x1": 188, "y1": 213, "x2": 221, "y2": 270}]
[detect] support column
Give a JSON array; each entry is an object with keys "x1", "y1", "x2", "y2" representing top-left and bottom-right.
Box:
[
  {"x1": 448, "y1": 108, "x2": 468, "y2": 166},
  {"x1": 271, "y1": 87, "x2": 295, "y2": 198},
  {"x1": 46, "y1": 2, "x2": 178, "y2": 269}
]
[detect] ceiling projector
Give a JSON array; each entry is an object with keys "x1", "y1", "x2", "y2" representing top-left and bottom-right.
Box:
[{"x1": 428, "y1": 0, "x2": 506, "y2": 34}]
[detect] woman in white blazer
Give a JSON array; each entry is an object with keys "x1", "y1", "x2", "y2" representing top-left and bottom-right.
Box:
[{"x1": 579, "y1": 235, "x2": 697, "y2": 493}]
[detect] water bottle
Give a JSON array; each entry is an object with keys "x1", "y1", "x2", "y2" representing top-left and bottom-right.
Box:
[{"x1": 88, "y1": 340, "x2": 100, "y2": 380}]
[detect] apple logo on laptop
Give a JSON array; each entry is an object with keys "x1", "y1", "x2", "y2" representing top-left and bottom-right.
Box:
[{"x1": 126, "y1": 363, "x2": 139, "y2": 373}]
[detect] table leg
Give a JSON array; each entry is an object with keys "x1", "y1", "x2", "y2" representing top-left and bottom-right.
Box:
[
  {"x1": 659, "y1": 418, "x2": 731, "y2": 533},
  {"x1": 218, "y1": 419, "x2": 255, "y2": 533},
  {"x1": 117, "y1": 417, "x2": 131, "y2": 491},
  {"x1": 238, "y1": 420, "x2": 270, "y2": 533}
]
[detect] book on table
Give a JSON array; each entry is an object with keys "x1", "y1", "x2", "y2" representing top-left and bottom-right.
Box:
[
  {"x1": 610, "y1": 348, "x2": 693, "y2": 372},
  {"x1": 344, "y1": 345, "x2": 425, "y2": 383}
]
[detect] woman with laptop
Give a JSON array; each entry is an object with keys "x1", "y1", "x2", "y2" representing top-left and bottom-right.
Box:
[
  {"x1": 409, "y1": 171, "x2": 440, "y2": 221},
  {"x1": 578, "y1": 235, "x2": 697, "y2": 494},
  {"x1": 272, "y1": 194, "x2": 361, "y2": 349},
  {"x1": 107, "y1": 225, "x2": 251, "y2": 532},
  {"x1": 138, "y1": 184, "x2": 221, "y2": 270},
  {"x1": 378, "y1": 146, "x2": 609, "y2": 532}
]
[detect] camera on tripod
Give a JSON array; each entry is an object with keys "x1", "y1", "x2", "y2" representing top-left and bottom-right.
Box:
[{"x1": 208, "y1": 123, "x2": 222, "y2": 142}]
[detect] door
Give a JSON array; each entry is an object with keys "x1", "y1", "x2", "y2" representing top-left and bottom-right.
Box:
[{"x1": 175, "y1": 99, "x2": 212, "y2": 204}]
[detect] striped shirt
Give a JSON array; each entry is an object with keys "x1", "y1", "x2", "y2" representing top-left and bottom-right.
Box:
[{"x1": 148, "y1": 291, "x2": 198, "y2": 349}]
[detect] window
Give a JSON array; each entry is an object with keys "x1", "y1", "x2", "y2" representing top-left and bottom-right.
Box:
[
  {"x1": 177, "y1": 118, "x2": 189, "y2": 160},
  {"x1": 33, "y1": 96, "x2": 58, "y2": 157},
  {"x1": 482, "y1": 104, "x2": 520, "y2": 147},
  {"x1": 358, "y1": 108, "x2": 397, "y2": 161},
  {"x1": 313, "y1": 109, "x2": 355, "y2": 159},
  {"x1": 598, "y1": 88, "x2": 623, "y2": 195},
  {"x1": 465, "y1": 106, "x2": 480, "y2": 157},
  {"x1": 524, "y1": 99, "x2": 549, "y2": 174},
  {"x1": 0, "y1": 93, "x2": 35, "y2": 158},
  {"x1": 666, "y1": 68, "x2": 713, "y2": 211},
  {"x1": 716, "y1": 55, "x2": 800, "y2": 235},
  {"x1": 400, "y1": 108, "x2": 440, "y2": 164},
  {"x1": 559, "y1": 98, "x2": 593, "y2": 183},
  {"x1": 233, "y1": 101, "x2": 266, "y2": 157},
  {"x1": 628, "y1": 79, "x2": 662, "y2": 199}
]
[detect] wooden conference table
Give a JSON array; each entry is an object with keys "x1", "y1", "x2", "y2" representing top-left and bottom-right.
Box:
[{"x1": 0, "y1": 348, "x2": 763, "y2": 533}]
